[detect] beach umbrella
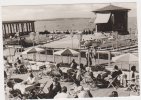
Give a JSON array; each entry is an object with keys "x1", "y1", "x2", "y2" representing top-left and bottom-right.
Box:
[
  {"x1": 54, "y1": 48, "x2": 79, "y2": 56},
  {"x1": 54, "y1": 48, "x2": 79, "y2": 63},
  {"x1": 112, "y1": 53, "x2": 138, "y2": 96},
  {"x1": 112, "y1": 53, "x2": 138, "y2": 63},
  {"x1": 112, "y1": 53, "x2": 138, "y2": 70}
]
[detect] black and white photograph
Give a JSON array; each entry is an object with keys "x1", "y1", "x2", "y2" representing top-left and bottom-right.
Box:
[{"x1": 1, "y1": 1, "x2": 140, "y2": 99}]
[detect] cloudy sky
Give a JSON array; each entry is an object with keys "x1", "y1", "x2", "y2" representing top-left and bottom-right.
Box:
[{"x1": 2, "y1": 2, "x2": 136, "y2": 21}]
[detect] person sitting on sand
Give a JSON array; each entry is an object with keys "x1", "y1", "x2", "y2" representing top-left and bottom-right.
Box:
[
  {"x1": 84, "y1": 67, "x2": 95, "y2": 84},
  {"x1": 70, "y1": 81, "x2": 82, "y2": 98},
  {"x1": 77, "y1": 86, "x2": 93, "y2": 98},
  {"x1": 23, "y1": 72, "x2": 36, "y2": 85},
  {"x1": 19, "y1": 55, "x2": 24, "y2": 63},
  {"x1": 17, "y1": 60, "x2": 27, "y2": 74},
  {"x1": 48, "y1": 77, "x2": 61, "y2": 98},
  {"x1": 127, "y1": 66, "x2": 138, "y2": 91},
  {"x1": 76, "y1": 67, "x2": 83, "y2": 84},
  {"x1": 16, "y1": 57, "x2": 21, "y2": 64},
  {"x1": 14, "y1": 63, "x2": 21, "y2": 74},
  {"x1": 111, "y1": 65, "x2": 122, "y2": 87},
  {"x1": 70, "y1": 59, "x2": 77, "y2": 69},
  {"x1": 54, "y1": 86, "x2": 69, "y2": 98},
  {"x1": 56, "y1": 63, "x2": 63, "y2": 76},
  {"x1": 109, "y1": 91, "x2": 118, "y2": 97}
]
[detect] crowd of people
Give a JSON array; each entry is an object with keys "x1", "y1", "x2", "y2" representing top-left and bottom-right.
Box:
[{"x1": 4, "y1": 53, "x2": 140, "y2": 99}]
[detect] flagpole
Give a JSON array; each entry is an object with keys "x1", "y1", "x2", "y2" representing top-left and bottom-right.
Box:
[{"x1": 79, "y1": 33, "x2": 82, "y2": 66}]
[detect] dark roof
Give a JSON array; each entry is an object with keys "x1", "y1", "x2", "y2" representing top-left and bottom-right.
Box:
[
  {"x1": 93, "y1": 5, "x2": 131, "y2": 13},
  {"x1": 2, "y1": 20, "x2": 35, "y2": 24}
]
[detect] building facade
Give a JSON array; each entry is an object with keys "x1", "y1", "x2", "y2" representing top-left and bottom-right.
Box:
[{"x1": 2, "y1": 20, "x2": 35, "y2": 38}]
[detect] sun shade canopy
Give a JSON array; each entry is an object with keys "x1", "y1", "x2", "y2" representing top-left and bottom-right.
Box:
[
  {"x1": 22, "y1": 47, "x2": 45, "y2": 54},
  {"x1": 112, "y1": 53, "x2": 138, "y2": 64},
  {"x1": 54, "y1": 48, "x2": 79, "y2": 56},
  {"x1": 94, "y1": 13, "x2": 111, "y2": 24}
]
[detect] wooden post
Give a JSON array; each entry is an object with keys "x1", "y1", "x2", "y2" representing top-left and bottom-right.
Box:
[
  {"x1": 88, "y1": 49, "x2": 90, "y2": 67},
  {"x1": 45, "y1": 48, "x2": 47, "y2": 62},
  {"x1": 129, "y1": 64, "x2": 131, "y2": 96},
  {"x1": 97, "y1": 51, "x2": 99, "y2": 65},
  {"x1": 53, "y1": 49, "x2": 55, "y2": 62},
  {"x1": 78, "y1": 33, "x2": 82, "y2": 66},
  {"x1": 108, "y1": 51, "x2": 111, "y2": 67},
  {"x1": 95, "y1": 24, "x2": 97, "y2": 32},
  {"x1": 116, "y1": 32, "x2": 118, "y2": 50},
  {"x1": 39, "y1": 52, "x2": 40, "y2": 62},
  {"x1": 61, "y1": 56, "x2": 63, "y2": 63}
]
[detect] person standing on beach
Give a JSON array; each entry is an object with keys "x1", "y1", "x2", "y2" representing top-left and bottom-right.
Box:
[
  {"x1": 92, "y1": 47, "x2": 97, "y2": 65},
  {"x1": 86, "y1": 48, "x2": 92, "y2": 66}
]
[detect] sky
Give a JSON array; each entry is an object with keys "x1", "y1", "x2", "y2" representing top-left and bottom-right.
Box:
[{"x1": 2, "y1": 2, "x2": 136, "y2": 21}]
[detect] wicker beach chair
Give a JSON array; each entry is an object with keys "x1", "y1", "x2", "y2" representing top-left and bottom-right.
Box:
[
  {"x1": 36, "y1": 81, "x2": 48, "y2": 94},
  {"x1": 107, "y1": 75, "x2": 120, "y2": 90}
]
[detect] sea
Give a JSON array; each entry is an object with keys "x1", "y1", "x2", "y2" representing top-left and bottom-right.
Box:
[{"x1": 34, "y1": 17, "x2": 137, "y2": 33}]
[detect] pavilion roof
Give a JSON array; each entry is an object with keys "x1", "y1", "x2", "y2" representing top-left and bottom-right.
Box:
[{"x1": 93, "y1": 5, "x2": 131, "y2": 13}]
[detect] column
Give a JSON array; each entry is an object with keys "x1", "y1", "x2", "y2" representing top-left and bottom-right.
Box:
[
  {"x1": 7, "y1": 24, "x2": 9, "y2": 34},
  {"x1": 10, "y1": 24, "x2": 15, "y2": 33},
  {"x1": 3, "y1": 24, "x2": 7, "y2": 38},
  {"x1": 26, "y1": 22, "x2": 29, "y2": 32},
  {"x1": 29, "y1": 22, "x2": 31, "y2": 32},
  {"x1": 4, "y1": 24, "x2": 8, "y2": 34},
  {"x1": 9, "y1": 24, "x2": 13, "y2": 34},
  {"x1": 21, "y1": 23, "x2": 24, "y2": 33},
  {"x1": 31, "y1": 22, "x2": 35, "y2": 32},
  {"x1": 2, "y1": 25, "x2": 5, "y2": 35},
  {"x1": 24, "y1": 23, "x2": 26, "y2": 32},
  {"x1": 29, "y1": 22, "x2": 32, "y2": 32},
  {"x1": 2, "y1": 25, "x2": 5, "y2": 38},
  {"x1": 19, "y1": 23, "x2": 22, "y2": 32},
  {"x1": 16, "y1": 23, "x2": 19, "y2": 32},
  {"x1": 12, "y1": 24, "x2": 15, "y2": 33}
]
